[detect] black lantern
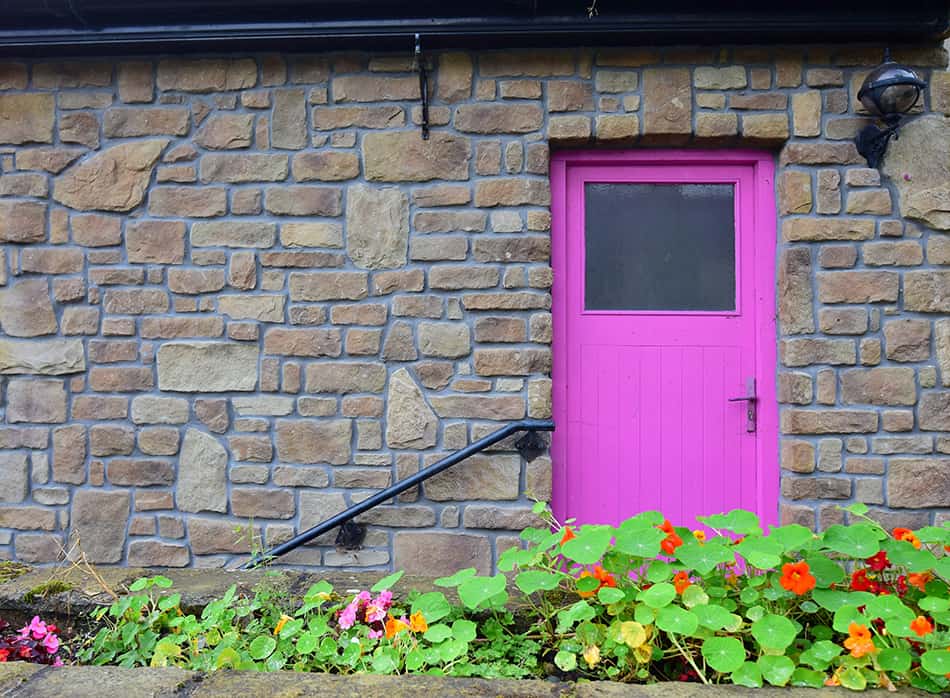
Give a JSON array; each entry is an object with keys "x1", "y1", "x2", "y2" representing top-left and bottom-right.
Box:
[{"x1": 855, "y1": 51, "x2": 926, "y2": 168}]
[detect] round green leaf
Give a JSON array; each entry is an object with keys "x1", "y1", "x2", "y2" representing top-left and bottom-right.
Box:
[
  {"x1": 597, "y1": 586, "x2": 625, "y2": 604},
  {"x1": 681, "y1": 584, "x2": 709, "y2": 609},
  {"x1": 730, "y1": 661, "x2": 763, "y2": 688},
  {"x1": 434, "y1": 568, "x2": 477, "y2": 588},
  {"x1": 838, "y1": 667, "x2": 867, "y2": 691},
  {"x1": 920, "y1": 596, "x2": 950, "y2": 613},
  {"x1": 751, "y1": 614, "x2": 797, "y2": 650},
  {"x1": 656, "y1": 605, "x2": 698, "y2": 636},
  {"x1": 561, "y1": 525, "x2": 613, "y2": 564},
  {"x1": 693, "y1": 604, "x2": 741, "y2": 631},
  {"x1": 295, "y1": 632, "x2": 317, "y2": 654},
  {"x1": 698, "y1": 509, "x2": 762, "y2": 535},
  {"x1": 423, "y1": 624, "x2": 453, "y2": 643},
  {"x1": 884, "y1": 540, "x2": 937, "y2": 573},
  {"x1": 371, "y1": 570, "x2": 404, "y2": 593},
  {"x1": 554, "y1": 650, "x2": 577, "y2": 672},
  {"x1": 878, "y1": 647, "x2": 912, "y2": 673},
  {"x1": 516, "y1": 570, "x2": 563, "y2": 595},
  {"x1": 757, "y1": 655, "x2": 795, "y2": 686},
  {"x1": 645, "y1": 560, "x2": 672, "y2": 583},
  {"x1": 821, "y1": 524, "x2": 882, "y2": 558},
  {"x1": 674, "y1": 541, "x2": 736, "y2": 574},
  {"x1": 804, "y1": 555, "x2": 846, "y2": 587},
  {"x1": 701, "y1": 636, "x2": 745, "y2": 673},
  {"x1": 799, "y1": 640, "x2": 841, "y2": 670},
  {"x1": 614, "y1": 524, "x2": 665, "y2": 558},
  {"x1": 791, "y1": 668, "x2": 826, "y2": 688},
  {"x1": 921, "y1": 649, "x2": 950, "y2": 675},
  {"x1": 451, "y1": 619, "x2": 476, "y2": 643},
  {"x1": 735, "y1": 537, "x2": 783, "y2": 569},
  {"x1": 768, "y1": 524, "x2": 815, "y2": 553},
  {"x1": 457, "y1": 574, "x2": 506, "y2": 610},
  {"x1": 639, "y1": 582, "x2": 676, "y2": 609},
  {"x1": 248, "y1": 635, "x2": 276, "y2": 660},
  {"x1": 412, "y1": 591, "x2": 452, "y2": 623}
]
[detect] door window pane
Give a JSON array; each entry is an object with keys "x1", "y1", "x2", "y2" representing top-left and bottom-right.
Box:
[{"x1": 584, "y1": 182, "x2": 736, "y2": 311}]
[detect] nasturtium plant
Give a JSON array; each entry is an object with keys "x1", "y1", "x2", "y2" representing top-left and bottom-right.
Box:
[{"x1": 73, "y1": 505, "x2": 950, "y2": 692}]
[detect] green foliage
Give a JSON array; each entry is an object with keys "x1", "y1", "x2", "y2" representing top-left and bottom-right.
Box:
[{"x1": 75, "y1": 508, "x2": 950, "y2": 691}]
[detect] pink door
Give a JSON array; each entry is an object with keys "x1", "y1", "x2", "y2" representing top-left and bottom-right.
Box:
[{"x1": 551, "y1": 151, "x2": 778, "y2": 530}]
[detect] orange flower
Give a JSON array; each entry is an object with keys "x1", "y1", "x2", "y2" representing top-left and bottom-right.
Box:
[
  {"x1": 673, "y1": 571, "x2": 691, "y2": 595},
  {"x1": 273, "y1": 614, "x2": 292, "y2": 635},
  {"x1": 910, "y1": 616, "x2": 934, "y2": 637},
  {"x1": 658, "y1": 520, "x2": 684, "y2": 555},
  {"x1": 560, "y1": 526, "x2": 576, "y2": 545},
  {"x1": 408, "y1": 611, "x2": 428, "y2": 633},
  {"x1": 692, "y1": 530, "x2": 706, "y2": 544},
  {"x1": 779, "y1": 561, "x2": 816, "y2": 595},
  {"x1": 577, "y1": 565, "x2": 615, "y2": 598},
  {"x1": 844, "y1": 623, "x2": 876, "y2": 658},
  {"x1": 384, "y1": 614, "x2": 409, "y2": 639},
  {"x1": 893, "y1": 527, "x2": 922, "y2": 549},
  {"x1": 908, "y1": 572, "x2": 933, "y2": 592}
]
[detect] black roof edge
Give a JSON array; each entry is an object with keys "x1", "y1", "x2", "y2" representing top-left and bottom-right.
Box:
[{"x1": 0, "y1": 3, "x2": 946, "y2": 56}]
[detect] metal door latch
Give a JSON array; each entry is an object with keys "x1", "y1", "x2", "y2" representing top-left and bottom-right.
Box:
[{"x1": 728, "y1": 377, "x2": 757, "y2": 433}]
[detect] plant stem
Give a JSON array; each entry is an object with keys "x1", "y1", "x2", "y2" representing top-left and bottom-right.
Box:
[{"x1": 668, "y1": 632, "x2": 709, "y2": 685}]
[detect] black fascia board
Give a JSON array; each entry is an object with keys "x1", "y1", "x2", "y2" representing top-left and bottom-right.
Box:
[{"x1": 0, "y1": 1, "x2": 946, "y2": 54}]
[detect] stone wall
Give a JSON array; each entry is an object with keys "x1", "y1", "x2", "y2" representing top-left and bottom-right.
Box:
[{"x1": 0, "y1": 44, "x2": 948, "y2": 571}]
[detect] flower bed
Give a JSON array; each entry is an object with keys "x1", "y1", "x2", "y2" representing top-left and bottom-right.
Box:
[{"x1": 6, "y1": 504, "x2": 950, "y2": 692}]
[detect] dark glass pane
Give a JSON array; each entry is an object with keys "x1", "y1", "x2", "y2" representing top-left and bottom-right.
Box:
[{"x1": 584, "y1": 182, "x2": 736, "y2": 311}]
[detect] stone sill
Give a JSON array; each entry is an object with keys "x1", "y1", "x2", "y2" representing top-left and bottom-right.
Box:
[{"x1": 0, "y1": 664, "x2": 927, "y2": 698}]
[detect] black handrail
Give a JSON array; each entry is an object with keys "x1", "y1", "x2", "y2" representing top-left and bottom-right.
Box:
[{"x1": 241, "y1": 418, "x2": 555, "y2": 569}]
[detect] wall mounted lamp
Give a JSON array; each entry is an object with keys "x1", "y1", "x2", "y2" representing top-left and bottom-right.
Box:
[{"x1": 855, "y1": 51, "x2": 927, "y2": 168}]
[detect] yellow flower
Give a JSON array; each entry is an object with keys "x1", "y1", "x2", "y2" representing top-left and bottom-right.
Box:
[
  {"x1": 692, "y1": 530, "x2": 706, "y2": 544},
  {"x1": 408, "y1": 611, "x2": 428, "y2": 633},
  {"x1": 273, "y1": 614, "x2": 293, "y2": 635},
  {"x1": 583, "y1": 644, "x2": 601, "y2": 668}
]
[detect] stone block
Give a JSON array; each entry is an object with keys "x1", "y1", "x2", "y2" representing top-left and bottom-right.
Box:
[
  {"x1": 305, "y1": 362, "x2": 386, "y2": 393},
  {"x1": 54, "y1": 140, "x2": 168, "y2": 212},
  {"x1": 177, "y1": 429, "x2": 228, "y2": 513},
  {"x1": 887, "y1": 458, "x2": 950, "y2": 507},
  {"x1": 0, "y1": 94, "x2": 54, "y2": 144},
  {"x1": 71, "y1": 490, "x2": 130, "y2": 563},
  {"x1": 884, "y1": 319, "x2": 931, "y2": 362},
  {"x1": 394, "y1": 532, "x2": 492, "y2": 576},
  {"x1": 455, "y1": 104, "x2": 543, "y2": 133},
  {"x1": 157, "y1": 342, "x2": 259, "y2": 392},
  {"x1": 275, "y1": 420, "x2": 352, "y2": 464},
  {"x1": 346, "y1": 185, "x2": 409, "y2": 269},
  {"x1": 840, "y1": 367, "x2": 917, "y2": 406},
  {"x1": 7, "y1": 379, "x2": 67, "y2": 423}
]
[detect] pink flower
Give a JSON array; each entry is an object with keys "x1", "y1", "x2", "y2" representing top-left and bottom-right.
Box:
[
  {"x1": 357, "y1": 591, "x2": 371, "y2": 603},
  {"x1": 19, "y1": 616, "x2": 47, "y2": 640},
  {"x1": 42, "y1": 633, "x2": 59, "y2": 654},
  {"x1": 53, "y1": 657, "x2": 63, "y2": 667},
  {"x1": 368, "y1": 628, "x2": 383, "y2": 640},
  {"x1": 376, "y1": 590, "x2": 393, "y2": 609},
  {"x1": 364, "y1": 603, "x2": 386, "y2": 624},
  {"x1": 338, "y1": 601, "x2": 359, "y2": 630}
]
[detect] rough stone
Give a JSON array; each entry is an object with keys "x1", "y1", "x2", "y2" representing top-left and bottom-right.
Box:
[
  {"x1": 194, "y1": 113, "x2": 253, "y2": 149},
  {"x1": 6, "y1": 379, "x2": 67, "y2": 423},
  {"x1": 71, "y1": 490, "x2": 130, "y2": 563},
  {"x1": 840, "y1": 367, "x2": 918, "y2": 406},
  {"x1": 53, "y1": 140, "x2": 168, "y2": 212},
  {"x1": 0, "y1": 279, "x2": 57, "y2": 338},
  {"x1": 386, "y1": 368, "x2": 438, "y2": 449},
  {"x1": 455, "y1": 104, "x2": 543, "y2": 134},
  {"x1": 777, "y1": 247, "x2": 814, "y2": 334},
  {"x1": 418, "y1": 322, "x2": 471, "y2": 358},
  {"x1": 884, "y1": 319, "x2": 932, "y2": 362},
  {"x1": 177, "y1": 429, "x2": 228, "y2": 513},
  {"x1": 0, "y1": 94, "x2": 54, "y2": 144},
  {"x1": 272, "y1": 89, "x2": 307, "y2": 149},
  {"x1": 887, "y1": 458, "x2": 950, "y2": 507},
  {"x1": 0, "y1": 201, "x2": 46, "y2": 243},
  {"x1": 0, "y1": 453, "x2": 29, "y2": 503},
  {"x1": 394, "y1": 532, "x2": 492, "y2": 576},
  {"x1": 157, "y1": 342, "x2": 259, "y2": 392},
  {"x1": 882, "y1": 115, "x2": 950, "y2": 230},
  {"x1": 346, "y1": 185, "x2": 410, "y2": 269},
  {"x1": 936, "y1": 319, "x2": 950, "y2": 386},
  {"x1": 919, "y1": 392, "x2": 950, "y2": 431},
  {"x1": 156, "y1": 58, "x2": 257, "y2": 92},
  {"x1": 275, "y1": 420, "x2": 352, "y2": 464},
  {"x1": 127, "y1": 541, "x2": 190, "y2": 567},
  {"x1": 363, "y1": 132, "x2": 471, "y2": 182},
  {"x1": 103, "y1": 108, "x2": 189, "y2": 137},
  {"x1": 292, "y1": 151, "x2": 360, "y2": 181},
  {"x1": 643, "y1": 68, "x2": 691, "y2": 137},
  {"x1": 200, "y1": 153, "x2": 288, "y2": 183},
  {"x1": 904, "y1": 271, "x2": 950, "y2": 312}
]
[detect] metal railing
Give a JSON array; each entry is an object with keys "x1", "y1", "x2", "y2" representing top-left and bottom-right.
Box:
[{"x1": 241, "y1": 418, "x2": 555, "y2": 569}]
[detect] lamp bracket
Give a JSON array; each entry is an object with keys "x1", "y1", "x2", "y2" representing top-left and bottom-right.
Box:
[
  {"x1": 413, "y1": 33, "x2": 429, "y2": 140},
  {"x1": 856, "y1": 122, "x2": 899, "y2": 169}
]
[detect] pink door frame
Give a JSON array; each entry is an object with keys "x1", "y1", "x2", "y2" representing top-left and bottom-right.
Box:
[{"x1": 550, "y1": 149, "x2": 779, "y2": 528}]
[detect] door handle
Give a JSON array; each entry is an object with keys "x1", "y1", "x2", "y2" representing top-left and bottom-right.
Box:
[{"x1": 728, "y1": 378, "x2": 756, "y2": 433}]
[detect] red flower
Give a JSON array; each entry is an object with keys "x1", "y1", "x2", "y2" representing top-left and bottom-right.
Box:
[
  {"x1": 896, "y1": 575, "x2": 908, "y2": 596},
  {"x1": 576, "y1": 565, "x2": 616, "y2": 598},
  {"x1": 908, "y1": 572, "x2": 933, "y2": 592},
  {"x1": 560, "y1": 526, "x2": 576, "y2": 546},
  {"x1": 850, "y1": 569, "x2": 872, "y2": 592},
  {"x1": 673, "y1": 571, "x2": 691, "y2": 595},
  {"x1": 865, "y1": 551, "x2": 890, "y2": 572},
  {"x1": 658, "y1": 519, "x2": 684, "y2": 555},
  {"x1": 779, "y1": 561, "x2": 816, "y2": 595}
]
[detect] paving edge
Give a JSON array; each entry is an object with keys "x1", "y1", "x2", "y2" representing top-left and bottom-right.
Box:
[{"x1": 0, "y1": 664, "x2": 931, "y2": 698}]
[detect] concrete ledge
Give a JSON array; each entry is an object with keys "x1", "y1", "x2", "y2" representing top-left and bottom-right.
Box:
[{"x1": 0, "y1": 665, "x2": 928, "y2": 698}]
